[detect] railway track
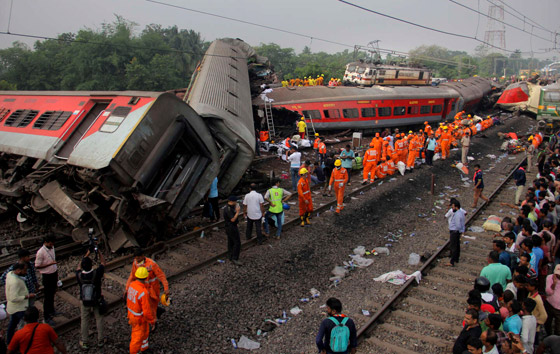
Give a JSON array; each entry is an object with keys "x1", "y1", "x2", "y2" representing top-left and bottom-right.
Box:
[{"x1": 356, "y1": 155, "x2": 529, "y2": 353}]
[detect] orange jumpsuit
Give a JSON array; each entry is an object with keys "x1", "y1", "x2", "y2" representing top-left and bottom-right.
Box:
[
  {"x1": 387, "y1": 160, "x2": 396, "y2": 175},
  {"x1": 439, "y1": 131, "x2": 452, "y2": 159},
  {"x1": 362, "y1": 148, "x2": 378, "y2": 182},
  {"x1": 395, "y1": 138, "x2": 405, "y2": 164},
  {"x1": 127, "y1": 280, "x2": 155, "y2": 354},
  {"x1": 371, "y1": 137, "x2": 383, "y2": 158},
  {"x1": 126, "y1": 258, "x2": 169, "y2": 322},
  {"x1": 313, "y1": 138, "x2": 320, "y2": 150},
  {"x1": 533, "y1": 134, "x2": 543, "y2": 148},
  {"x1": 376, "y1": 161, "x2": 388, "y2": 179},
  {"x1": 424, "y1": 125, "x2": 433, "y2": 136},
  {"x1": 329, "y1": 167, "x2": 348, "y2": 213},
  {"x1": 297, "y1": 176, "x2": 313, "y2": 216},
  {"x1": 406, "y1": 137, "x2": 418, "y2": 169},
  {"x1": 384, "y1": 143, "x2": 394, "y2": 161},
  {"x1": 470, "y1": 125, "x2": 477, "y2": 136},
  {"x1": 295, "y1": 78, "x2": 301, "y2": 86},
  {"x1": 454, "y1": 111, "x2": 465, "y2": 120}
]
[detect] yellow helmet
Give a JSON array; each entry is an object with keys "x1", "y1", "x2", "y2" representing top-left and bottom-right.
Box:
[
  {"x1": 468, "y1": 115, "x2": 472, "y2": 118},
  {"x1": 301, "y1": 117, "x2": 305, "y2": 121},
  {"x1": 528, "y1": 136, "x2": 534, "y2": 141},
  {"x1": 299, "y1": 168, "x2": 309, "y2": 175},
  {"x1": 161, "y1": 294, "x2": 171, "y2": 307},
  {"x1": 487, "y1": 115, "x2": 491, "y2": 118},
  {"x1": 334, "y1": 159, "x2": 342, "y2": 167},
  {"x1": 135, "y1": 267, "x2": 149, "y2": 279},
  {"x1": 321, "y1": 74, "x2": 324, "y2": 76},
  {"x1": 315, "y1": 133, "x2": 319, "y2": 136},
  {"x1": 317, "y1": 75, "x2": 320, "y2": 78},
  {"x1": 442, "y1": 126, "x2": 448, "y2": 130},
  {"x1": 408, "y1": 130, "x2": 413, "y2": 134}
]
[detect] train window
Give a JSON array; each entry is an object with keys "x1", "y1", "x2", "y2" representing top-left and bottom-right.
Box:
[
  {"x1": 357, "y1": 67, "x2": 366, "y2": 74},
  {"x1": 378, "y1": 107, "x2": 391, "y2": 117},
  {"x1": 378, "y1": 70, "x2": 386, "y2": 76},
  {"x1": 347, "y1": 65, "x2": 356, "y2": 72},
  {"x1": 322, "y1": 109, "x2": 340, "y2": 119},
  {"x1": 432, "y1": 105, "x2": 443, "y2": 113},
  {"x1": 34, "y1": 111, "x2": 72, "y2": 130},
  {"x1": 302, "y1": 110, "x2": 321, "y2": 120},
  {"x1": 0, "y1": 107, "x2": 10, "y2": 123},
  {"x1": 407, "y1": 106, "x2": 419, "y2": 115},
  {"x1": 420, "y1": 105, "x2": 431, "y2": 114},
  {"x1": 100, "y1": 106, "x2": 132, "y2": 133},
  {"x1": 361, "y1": 107, "x2": 376, "y2": 118},
  {"x1": 4, "y1": 109, "x2": 39, "y2": 127},
  {"x1": 393, "y1": 107, "x2": 406, "y2": 116},
  {"x1": 451, "y1": 102, "x2": 456, "y2": 111},
  {"x1": 544, "y1": 92, "x2": 560, "y2": 102},
  {"x1": 342, "y1": 108, "x2": 359, "y2": 118}
]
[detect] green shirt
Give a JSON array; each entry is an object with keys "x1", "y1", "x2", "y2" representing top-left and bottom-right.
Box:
[{"x1": 480, "y1": 263, "x2": 512, "y2": 290}]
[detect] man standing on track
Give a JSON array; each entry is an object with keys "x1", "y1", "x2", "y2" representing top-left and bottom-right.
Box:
[
  {"x1": 362, "y1": 142, "x2": 378, "y2": 184},
  {"x1": 297, "y1": 117, "x2": 307, "y2": 139},
  {"x1": 34, "y1": 235, "x2": 58, "y2": 325},
  {"x1": 328, "y1": 159, "x2": 348, "y2": 215},
  {"x1": 440, "y1": 126, "x2": 451, "y2": 160},
  {"x1": 461, "y1": 129, "x2": 471, "y2": 165},
  {"x1": 126, "y1": 267, "x2": 155, "y2": 354},
  {"x1": 339, "y1": 145, "x2": 354, "y2": 186},
  {"x1": 243, "y1": 183, "x2": 265, "y2": 245},
  {"x1": 513, "y1": 162, "x2": 527, "y2": 206},
  {"x1": 445, "y1": 199, "x2": 466, "y2": 267},
  {"x1": 472, "y1": 164, "x2": 490, "y2": 208},
  {"x1": 223, "y1": 196, "x2": 242, "y2": 265},
  {"x1": 126, "y1": 248, "x2": 169, "y2": 327},
  {"x1": 263, "y1": 179, "x2": 292, "y2": 240},
  {"x1": 298, "y1": 168, "x2": 313, "y2": 227}
]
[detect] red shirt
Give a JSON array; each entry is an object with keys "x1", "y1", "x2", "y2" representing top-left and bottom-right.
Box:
[{"x1": 8, "y1": 323, "x2": 58, "y2": 354}]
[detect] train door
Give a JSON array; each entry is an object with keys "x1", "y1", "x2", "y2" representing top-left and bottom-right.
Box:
[{"x1": 55, "y1": 101, "x2": 110, "y2": 159}]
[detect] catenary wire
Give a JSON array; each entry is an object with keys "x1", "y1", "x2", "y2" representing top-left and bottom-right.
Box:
[{"x1": 489, "y1": 0, "x2": 556, "y2": 35}]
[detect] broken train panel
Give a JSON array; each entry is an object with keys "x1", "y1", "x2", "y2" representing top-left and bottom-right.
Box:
[{"x1": 0, "y1": 91, "x2": 220, "y2": 250}]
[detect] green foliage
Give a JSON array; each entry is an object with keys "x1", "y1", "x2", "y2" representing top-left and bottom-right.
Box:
[
  {"x1": 0, "y1": 17, "x2": 208, "y2": 91},
  {"x1": 0, "y1": 80, "x2": 16, "y2": 90}
]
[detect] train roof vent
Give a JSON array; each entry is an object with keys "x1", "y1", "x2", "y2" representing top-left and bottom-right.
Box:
[
  {"x1": 34, "y1": 111, "x2": 72, "y2": 130},
  {"x1": 4, "y1": 109, "x2": 39, "y2": 128},
  {"x1": 0, "y1": 107, "x2": 10, "y2": 123}
]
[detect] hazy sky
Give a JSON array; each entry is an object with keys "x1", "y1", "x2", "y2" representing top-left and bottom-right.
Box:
[{"x1": 0, "y1": 0, "x2": 558, "y2": 59}]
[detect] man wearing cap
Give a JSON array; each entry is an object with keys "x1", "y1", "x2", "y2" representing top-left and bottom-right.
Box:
[
  {"x1": 313, "y1": 133, "x2": 321, "y2": 159},
  {"x1": 328, "y1": 159, "x2": 348, "y2": 214},
  {"x1": 223, "y1": 196, "x2": 242, "y2": 265},
  {"x1": 263, "y1": 179, "x2": 292, "y2": 240},
  {"x1": 461, "y1": 129, "x2": 471, "y2": 165},
  {"x1": 440, "y1": 126, "x2": 452, "y2": 160},
  {"x1": 545, "y1": 264, "x2": 560, "y2": 335},
  {"x1": 127, "y1": 266, "x2": 155, "y2": 354},
  {"x1": 297, "y1": 117, "x2": 307, "y2": 139},
  {"x1": 298, "y1": 168, "x2": 313, "y2": 226}
]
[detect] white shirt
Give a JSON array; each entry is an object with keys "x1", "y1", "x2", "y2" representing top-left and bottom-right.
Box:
[
  {"x1": 505, "y1": 282, "x2": 518, "y2": 299},
  {"x1": 287, "y1": 152, "x2": 301, "y2": 168},
  {"x1": 243, "y1": 191, "x2": 264, "y2": 220},
  {"x1": 35, "y1": 245, "x2": 57, "y2": 274},
  {"x1": 483, "y1": 345, "x2": 499, "y2": 354},
  {"x1": 476, "y1": 122, "x2": 482, "y2": 132},
  {"x1": 521, "y1": 315, "x2": 537, "y2": 354}
]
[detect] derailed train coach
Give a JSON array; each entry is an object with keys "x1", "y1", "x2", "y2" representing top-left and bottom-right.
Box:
[{"x1": 0, "y1": 38, "x2": 255, "y2": 251}]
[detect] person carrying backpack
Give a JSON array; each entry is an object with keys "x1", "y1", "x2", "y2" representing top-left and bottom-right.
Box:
[
  {"x1": 76, "y1": 249, "x2": 106, "y2": 349},
  {"x1": 316, "y1": 298, "x2": 357, "y2": 354}
]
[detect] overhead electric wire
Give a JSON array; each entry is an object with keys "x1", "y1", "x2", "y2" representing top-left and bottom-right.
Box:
[
  {"x1": 448, "y1": 0, "x2": 554, "y2": 44},
  {"x1": 489, "y1": 0, "x2": 556, "y2": 35}
]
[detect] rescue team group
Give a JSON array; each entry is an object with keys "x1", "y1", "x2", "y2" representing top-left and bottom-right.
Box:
[
  {"x1": 280, "y1": 75, "x2": 343, "y2": 87},
  {"x1": 2, "y1": 240, "x2": 169, "y2": 353},
  {"x1": 448, "y1": 133, "x2": 560, "y2": 354}
]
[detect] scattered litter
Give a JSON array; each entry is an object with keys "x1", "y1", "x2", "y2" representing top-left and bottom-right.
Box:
[
  {"x1": 378, "y1": 181, "x2": 383, "y2": 185},
  {"x1": 508, "y1": 156, "x2": 516, "y2": 160},
  {"x1": 408, "y1": 179, "x2": 414, "y2": 181},
  {"x1": 408, "y1": 253, "x2": 420, "y2": 266},
  {"x1": 374, "y1": 270, "x2": 422, "y2": 285},
  {"x1": 461, "y1": 177, "x2": 470, "y2": 182},
  {"x1": 288, "y1": 202, "x2": 296, "y2": 205},
  {"x1": 231, "y1": 338, "x2": 238, "y2": 349},
  {"x1": 418, "y1": 213, "x2": 427, "y2": 218},
  {"x1": 362, "y1": 309, "x2": 371, "y2": 316},
  {"x1": 486, "y1": 154, "x2": 496, "y2": 159},
  {"x1": 435, "y1": 205, "x2": 442, "y2": 209},
  {"x1": 463, "y1": 235, "x2": 476, "y2": 240},
  {"x1": 416, "y1": 197, "x2": 422, "y2": 200},
  {"x1": 464, "y1": 241, "x2": 470, "y2": 245},
  {"x1": 397, "y1": 161, "x2": 406, "y2": 175},
  {"x1": 389, "y1": 178, "x2": 397, "y2": 182},
  {"x1": 353, "y1": 246, "x2": 366, "y2": 256},
  {"x1": 467, "y1": 156, "x2": 474, "y2": 161},
  {"x1": 330, "y1": 266, "x2": 348, "y2": 281},
  {"x1": 469, "y1": 226, "x2": 485, "y2": 233},
  {"x1": 351, "y1": 197, "x2": 359, "y2": 200},
  {"x1": 217, "y1": 259, "x2": 225, "y2": 263},
  {"x1": 410, "y1": 232, "x2": 416, "y2": 237},
  {"x1": 290, "y1": 307, "x2": 302, "y2": 315},
  {"x1": 375, "y1": 247, "x2": 390, "y2": 255},
  {"x1": 310, "y1": 288, "x2": 320, "y2": 298},
  {"x1": 463, "y1": 182, "x2": 471, "y2": 188},
  {"x1": 300, "y1": 298, "x2": 310, "y2": 303},
  {"x1": 347, "y1": 255, "x2": 373, "y2": 268},
  {"x1": 212, "y1": 227, "x2": 219, "y2": 231}
]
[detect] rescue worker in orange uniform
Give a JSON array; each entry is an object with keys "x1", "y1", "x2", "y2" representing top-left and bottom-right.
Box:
[
  {"x1": 387, "y1": 156, "x2": 396, "y2": 175},
  {"x1": 394, "y1": 134, "x2": 406, "y2": 164},
  {"x1": 454, "y1": 110, "x2": 465, "y2": 121},
  {"x1": 376, "y1": 157, "x2": 388, "y2": 179},
  {"x1": 328, "y1": 159, "x2": 348, "y2": 214},
  {"x1": 439, "y1": 126, "x2": 452, "y2": 160},
  {"x1": 126, "y1": 249, "x2": 169, "y2": 325},
  {"x1": 295, "y1": 78, "x2": 301, "y2": 86},
  {"x1": 406, "y1": 133, "x2": 418, "y2": 171},
  {"x1": 371, "y1": 133, "x2": 383, "y2": 158},
  {"x1": 317, "y1": 138, "x2": 327, "y2": 163},
  {"x1": 362, "y1": 142, "x2": 378, "y2": 184},
  {"x1": 289, "y1": 78, "x2": 295, "y2": 87},
  {"x1": 127, "y1": 267, "x2": 155, "y2": 354},
  {"x1": 424, "y1": 121, "x2": 433, "y2": 136},
  {"x1": 381, "y1": 140, "x2": 391, "y2": 161},
  {"x1": 297, "y1": 168, "x2": 313, "y2": 226},
  {"x1": 532, "y1": 133, "x2": 543, "y2": 148}
]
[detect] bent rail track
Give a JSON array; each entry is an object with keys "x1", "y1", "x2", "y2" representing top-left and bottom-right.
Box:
[{"x1": 356, "y1": 156, "x2": 528, "y2": 353}]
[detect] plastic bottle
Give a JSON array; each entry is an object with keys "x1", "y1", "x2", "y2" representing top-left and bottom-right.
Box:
[
  {"x1": 231, "y1": 338, "x2": 238, "y2": 349},
  {"x1": 276, "y1": 319, "x2": 287, "y2": 324},
  {"x1": 300, "y1": 298, "x2": 310, "y2": 302},
  {"x1": 282, "y1": 311, "x2": 287, "y2": 318}
]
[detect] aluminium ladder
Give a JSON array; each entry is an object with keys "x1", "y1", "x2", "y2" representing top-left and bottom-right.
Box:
[{"x1": 264, "y1": 100, "x2": 276, "y2": 137}]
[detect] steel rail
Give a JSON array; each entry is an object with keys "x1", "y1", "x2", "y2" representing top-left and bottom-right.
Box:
[{"x1": 356, "y1": 157, "x2": 526, "y2": 342}]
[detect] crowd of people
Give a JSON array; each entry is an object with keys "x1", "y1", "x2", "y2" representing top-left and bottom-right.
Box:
[
  {"x1": 1, "y1": 234, "x2": 170, "y2": 353},
  {"x1": 450, "y1": 134, "x2": 560, "y2": 354},
  {"x1": 280, "y1": 75, "x2": 344, "y2": 88}
]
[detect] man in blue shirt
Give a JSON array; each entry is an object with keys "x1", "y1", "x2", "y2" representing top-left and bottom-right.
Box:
[
  {"x1": 316, "y1": 298, "x2": 357, "y2": 354},
  {"x1": 503, "y1": 300, "x2": 523, "y2": 334},
  {"x1": 203, "y1": 177, "x2": 220, "y2": 222},
  {"x1": 521, "y1": 238, "x2": 543, "y2": 276},
  {"x1": 445, "y1": 199, "x2": 466, "y2": 267},
  {"x1": 492, "y1": 239, "x2": 511, "y2": 268},
  {"x1": 424, "y1": 133, "x2": 437, "y2": 166},
  {"x1": 339, "y1": 145, "x2": 354, "y2": 186}
]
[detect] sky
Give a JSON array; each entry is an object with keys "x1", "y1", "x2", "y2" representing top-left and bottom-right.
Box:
[{"x1": 0, "y1": 0, "x2": 558, "y2": 60}]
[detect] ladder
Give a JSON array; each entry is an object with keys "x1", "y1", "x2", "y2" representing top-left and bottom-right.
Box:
[{"x1": 264, "y1": 100, "x2": 275, "y2": 137}]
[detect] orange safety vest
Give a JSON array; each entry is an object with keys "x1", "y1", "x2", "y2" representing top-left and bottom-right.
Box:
[
  {"x1": 318, "y1": 142, "x2": 327, "y2": 154},
  {"x1": 259, "y1": 131, "x2": 269, "y2": 142},
  {"x1": 330, "y1": 167, "x2": 348, "y2": 187},
  {"x1": 126, "y1": 258, "x2": 169, "y2": 302},
  {"x1": 127, "y1": 280, "x2": 155, "y2": 323},
  {"x1": 285, "y1": 138, "x2": 291, "y2": 148},
  {"x1": 364, "y1": 148, "x2": 378, "y2": 163},
  {"x1": 313, "y1": 138, "x2": 320, "y2": 149}
]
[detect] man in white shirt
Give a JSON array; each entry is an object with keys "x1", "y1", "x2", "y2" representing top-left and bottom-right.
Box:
[
  {"x1": 243, "y1": 184, "x2": 265, "y2": 245},
  {"x1": 287, "y1": 147, "x2": 301, "y2": 191},
  {"x1": 521, "y1": 298, "x2": 537, "y2": 353},
  {"x1": 480, "y1": 330, "x2": 499, "y2": 354},
  {"x1": 35, "y1": 235, "x2": 58, "y2": 325}
]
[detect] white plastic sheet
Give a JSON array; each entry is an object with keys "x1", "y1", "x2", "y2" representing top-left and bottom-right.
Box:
[{"x1": 237, "y1": 336, "x2": 260, "y2": 350}]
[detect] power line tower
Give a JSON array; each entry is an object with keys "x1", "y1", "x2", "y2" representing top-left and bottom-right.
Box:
[{"x1": 484, "y1": 4, "x2": 506, "y2": 51}]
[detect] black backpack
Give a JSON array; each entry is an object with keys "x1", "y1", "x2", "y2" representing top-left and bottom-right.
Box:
[{"x1": 79, "y1": 270, "x2": 97, "y2": 307}]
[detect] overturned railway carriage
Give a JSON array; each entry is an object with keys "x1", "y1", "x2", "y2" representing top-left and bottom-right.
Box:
[
  {"x1": 257, "y1": 77, "x2": 492, "y2": 131},
  {"x1": 0, "y1": 38, "x2": 256, "y2": 251}
]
